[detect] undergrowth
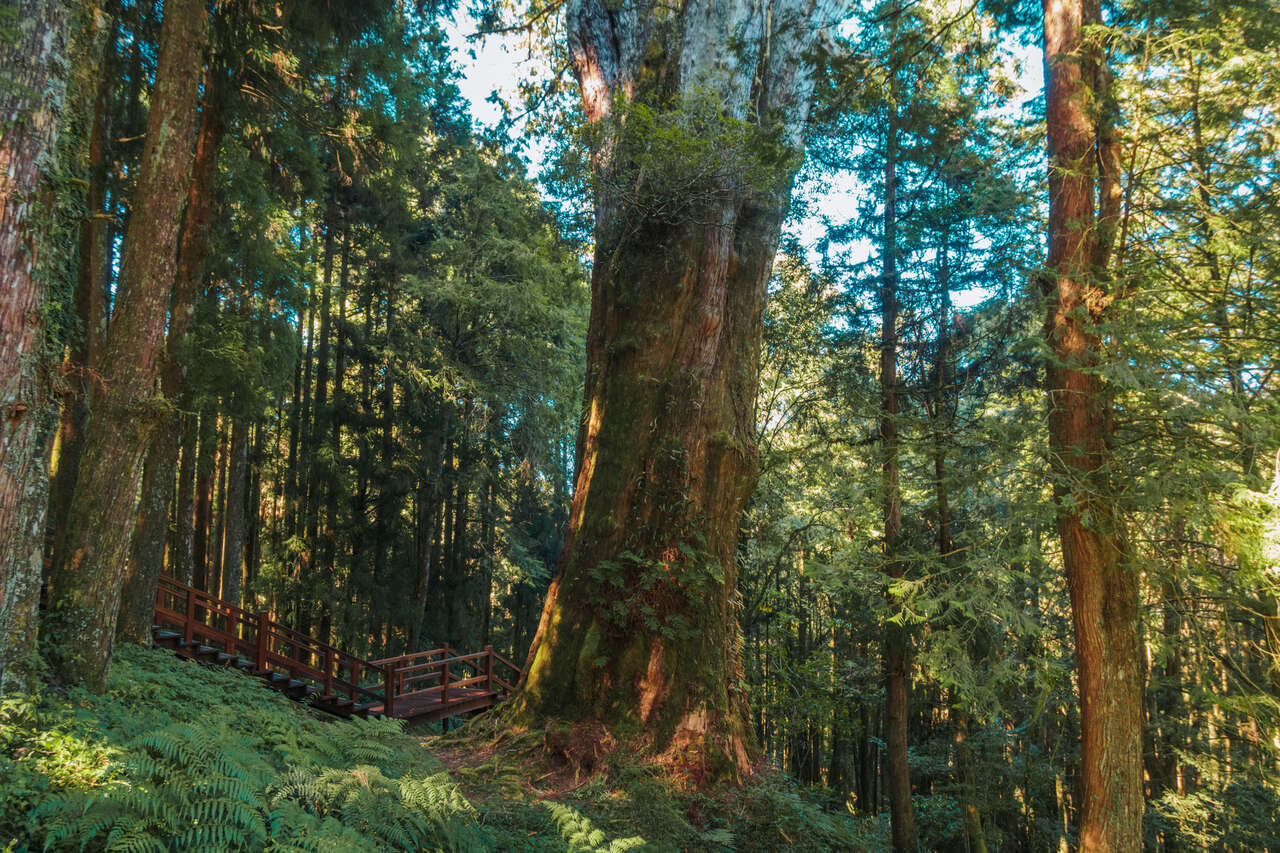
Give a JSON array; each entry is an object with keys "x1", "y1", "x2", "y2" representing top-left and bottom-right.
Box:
[
  {"x1": 437, "y1": 723, "x2": 879, "y2": 853},
  {"x1": 2, "y1": 646, "x2": 880, "y2": 851},
  {"x1": 0, "y1": 645, "x2": 482, "y2": 852}
]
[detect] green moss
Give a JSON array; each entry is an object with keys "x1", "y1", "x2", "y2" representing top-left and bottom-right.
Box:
[{"x1": 480, "y1": 758, "x2": 871, "y2": 853}]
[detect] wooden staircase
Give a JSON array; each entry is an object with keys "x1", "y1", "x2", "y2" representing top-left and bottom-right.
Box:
[{"x1": 151, "y1": 575, "x2": 522, "y2": 722}]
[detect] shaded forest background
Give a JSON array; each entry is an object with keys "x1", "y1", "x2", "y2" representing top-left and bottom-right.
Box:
[{"x1": 1, "y1": 0, "x2": 1278, "y2": 849}]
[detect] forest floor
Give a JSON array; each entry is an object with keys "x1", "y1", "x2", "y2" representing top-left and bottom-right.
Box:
[
  {"x1": 0, "y1": 645, "x2": 880, "y2": 851},
  {"x1": 423, "y1": 713, "x2": 879, "y2": 851}
]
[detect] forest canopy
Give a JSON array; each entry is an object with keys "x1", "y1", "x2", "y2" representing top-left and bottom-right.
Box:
[{"x1": 0, "y1": 0, "x2": 1277, "y2": 850}]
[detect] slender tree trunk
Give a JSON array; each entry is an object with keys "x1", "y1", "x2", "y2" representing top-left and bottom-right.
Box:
[
  {"x1": 210, "y1": 422, "x2": 229, "y2": 597},
  {"x1": 192, "y1": 409, "x2": 217, "y2": 590},
  {"x1": 412, "y1": 395, "x2": 450, "y2": 648},
  {"x1": 118, "y1": 74, "x2": 225, "y2": 641},
  {"x1": 220, "y1": 418, "x2": 249, "y2": 607},
  {"x1": 320, "y1": 227, "x2": 346, "y2": 616},
  {"x1": 297, "y1": 257, "x2": 317, "y2": 540},
  {"x1": 931, "y1": 215, "x2": 986, "y2": 853},
  {"x1": 446, "y1": 401, "x2": 471, "y2": 646},
  {"x1": 481, "y1": 426, "x2": 497, "y2": 644},
  {"x1": 174, "y1": 411, "x2": 198, "y2": 583},
  {"x1": 119, "y1": 440, "x2": 170, "y2": 637},
  {"x1": 286, "y1": 347, "x2": 303, "y2": 539},
  {"x1": 879, "y1": 104, "x2": 918, "y2": 853},
  {"x1": 311, "y1": 193, "x2": 336, "y2": 568},
  {"x1": 0, "y1": 0, "x2": 73, "y2": 696},
  {"x1": 49, "y1": 9, "x2": 116, "y2": 561},
  {"x1": 1042, "y1": 1, "x2": 1142, "y2": 848},
  {"x1": 246, "y1": 423, "x2": 264, "y2": 587}
]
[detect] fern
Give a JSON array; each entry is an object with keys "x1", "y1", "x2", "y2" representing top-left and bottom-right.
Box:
[
  {"x1": 545, "y1": 802, "x2": 647, "y2": 853},
  {"x1": 13, "y1": 646, "x2": 482, "y2": 852}
]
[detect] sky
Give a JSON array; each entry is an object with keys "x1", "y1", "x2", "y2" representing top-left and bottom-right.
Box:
[{"x1": 443, "y1": 15, "x2": 1046, "y2": 309}]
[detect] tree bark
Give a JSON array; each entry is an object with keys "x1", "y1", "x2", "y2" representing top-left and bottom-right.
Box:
[
  {"x1": 220, "y1": 418, "x2": 249, "y2": 607},
  {"x1": 0, "y1": 0, "x2": 72, "y2": 697},
  {"x1": 174, "y1": 411, "x2": 198, "y2": 584},
  {"x1": 878, "y1": 101, "x2": 919, "y2": 853},
  {"x1": 117, "y1": 73, "x2": 225, "y2": 642},
  {"x1": 192, "y1": 409, "x2": 217, "y2": 590},
  {"x1": 210, "y1": 422, "x2": 229, "y2": 596},
  {"x1": 46, "y1": 0, "x2": 210, "y2": 691},
  {"x1": 509, "y1": 0, "x2": 837, "y2": 779},
  {"x1": 1042, "y1": 0, "x2": 1142, "y2": 848},
  {"x1": 49, "y1": 8, "x2": 116, "y2": 561}
]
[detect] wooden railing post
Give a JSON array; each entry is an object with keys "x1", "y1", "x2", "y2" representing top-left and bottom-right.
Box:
[
  {"x1": 255, "y1": 612, "x2": 270, "y2": 672},
  {"x1": 441, "y1": 661, "x2": 450, "y2": 707},
  {"x1": 183, "y1": 589, "x2": 195, "y2": 646},
  {"x1": 383, "y1": 666, "x2": 395, "y2": 718},
  {"x1": 323, "y1": 647, "x2": 334, "y2": 697},
  {"x1": 349, "y1": 660, "x2": 360, "y2": 701},
  {"x1": 484, "y1": 645, "x2": 494, "y2": 693}
]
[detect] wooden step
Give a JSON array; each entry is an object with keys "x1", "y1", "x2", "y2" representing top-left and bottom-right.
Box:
[
  {"x1": 153, "y1": 631, "x2": 183, "y2": 649},
  {"x1": 287, "y1": 680, "x2": 317, "y2": 699}
]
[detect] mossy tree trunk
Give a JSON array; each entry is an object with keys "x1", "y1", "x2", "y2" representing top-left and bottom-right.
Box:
[
  {"x1": 49, "y1": 8, "x2": 116, "y2": 563},
  {"x1": 1042, "y1": 0, "x2": 1143, "y2": 848},
  {"x1": 47, "y1": 0, "x2": 210, "y2": 692},
  {"x1": 0, "y1": 0, "x2": 72, "y2": 697},
  {"x1": 117, "y1": 72, "x2": 225, "y2": 642},
  {"x1": 509, "y1": 0, "x2": 837, "y2": 779}
]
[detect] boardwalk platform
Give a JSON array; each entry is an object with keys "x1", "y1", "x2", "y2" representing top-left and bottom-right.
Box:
[{"x1": 151, "y1": 575, "x2": 521, "y2": 722}]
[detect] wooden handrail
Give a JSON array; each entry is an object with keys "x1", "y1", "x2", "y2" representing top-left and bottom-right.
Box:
[
  {"x1": 153, "y1": 575, "x2": 522, "y2": 719},
  {"x1": 369, "y1": 647, "x2": 449, "y2": 667},
  {"x1": 492, "y1": 650, "x2": 522, "y2": 674}
]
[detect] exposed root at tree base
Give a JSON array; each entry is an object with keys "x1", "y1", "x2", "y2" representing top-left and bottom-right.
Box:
[{"x1": 422, "y1": 710, "x2": 764, "y2": 806}]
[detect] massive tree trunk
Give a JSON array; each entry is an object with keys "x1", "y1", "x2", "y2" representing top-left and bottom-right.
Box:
[
  {"x1": 509, "y1": 0, "x2": 837, "y2": 778},
  {"x1": 1042, "y1": 0, "x2": 1143, "y2": 849},
  {"x1": 118, "y1": 76, "x2": 225, "y2": 642},
  {"x1": 46, "y1": 0, "x2": 210, "y2": 691},
  {"x1": 0, "y1": 0, "x2": 72, "y2": 697}
]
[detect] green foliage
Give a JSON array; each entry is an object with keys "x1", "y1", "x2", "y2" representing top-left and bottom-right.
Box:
[
  {"x1": 587, "y1": 90, "x2": 796, "y2": 230},
  {"x1": 544, "y1": 802, "x2": 646, "y2": 852},
  {"x1": 1, "y1": 646, "x2": 482, "y2": 851}
]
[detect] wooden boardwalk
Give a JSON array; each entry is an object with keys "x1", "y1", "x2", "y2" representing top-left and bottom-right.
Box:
[{"x1": 151, "y1": 576, "x2": 521, "y2": 722}]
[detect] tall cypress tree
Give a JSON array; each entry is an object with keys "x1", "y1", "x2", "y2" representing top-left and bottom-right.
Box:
[
  {"x1": 48, "y1": 0, "x2": 211, "y2": 691},
  {"x1": 1042, "y1": 0, "x2": 1142, "y2": 847}
]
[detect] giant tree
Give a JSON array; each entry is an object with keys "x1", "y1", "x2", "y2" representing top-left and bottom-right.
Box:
[
  {"x1": 0, "y1": 0, "x2": 72, "y2": 696},
  {"x1": 1042, "y1": 0, "x2": 1142, "y2": 848},
  {"x1": 47, "y1": 0, "x2": 210, "y2": 691},
  {"x1": 509, "y1": 0, "x2": 839, "y2": 776}
]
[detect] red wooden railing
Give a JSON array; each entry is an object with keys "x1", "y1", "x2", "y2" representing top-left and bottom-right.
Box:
[{"x1": 152, "y1": 575, "x2": 520, "y2": 719}]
